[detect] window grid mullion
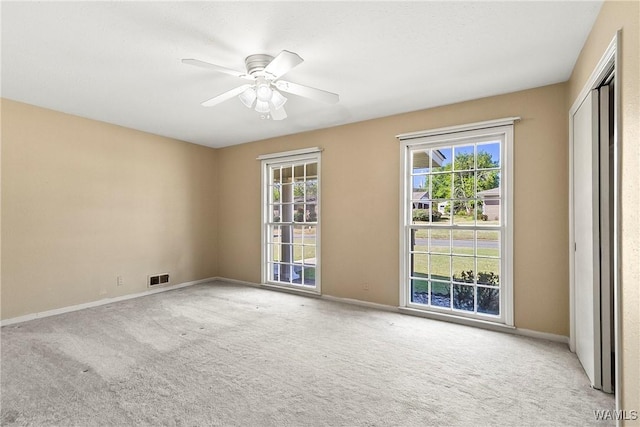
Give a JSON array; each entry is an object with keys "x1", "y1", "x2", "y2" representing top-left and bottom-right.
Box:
[{"x1": 407, "y1": 137, "x2": 503, "y2": 318}]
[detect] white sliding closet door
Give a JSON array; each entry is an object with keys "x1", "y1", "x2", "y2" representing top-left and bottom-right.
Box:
[{"x1": 572, "y1": 89, "x2": 601, "y2": 389}]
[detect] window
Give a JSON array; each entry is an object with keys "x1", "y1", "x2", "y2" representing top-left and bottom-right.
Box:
[
  {"x1": 398, "y1": 120, "x2": 515, "y2": 325},
  {"x1": 260, "y1": 148, "x2": 321, "y2": 293}
]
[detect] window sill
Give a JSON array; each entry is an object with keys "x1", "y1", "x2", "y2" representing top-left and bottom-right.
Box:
[{"x1": 398, "y1": 306, "x2": 515, "y2": 332}]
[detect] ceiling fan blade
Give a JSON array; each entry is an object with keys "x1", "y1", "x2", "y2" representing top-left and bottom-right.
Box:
[
  {"x1": 264, "y1": 50, "x2": 303, "y2": 79},
  {"x1": 275, "y1": 80, "x2": 339, "y2": 104},
  {"x1": 201, "y1": 84, "x2": 252, "y2": 107},
  {"x1": 182, "y1": 59, "x2": 253, "y2": 80},
  {"x1": 269, "y1": 104, "x2": 287, "y2": 121}
]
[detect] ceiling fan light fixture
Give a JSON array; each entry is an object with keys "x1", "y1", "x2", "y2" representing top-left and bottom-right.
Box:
[
  {"x1": 255, "y1": 99, "x2": 270, "y2": 114},
  {"x1": 256, "y1": 79, "x2": 273, "y2": 102},
  {"x1": 239, "y1": 87, "x2": 256, "y2": 108},
  {"x1": 270, "y1": 89, "x2": 287, "y2": 110}
]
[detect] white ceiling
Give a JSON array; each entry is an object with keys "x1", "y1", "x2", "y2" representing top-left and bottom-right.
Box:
[{"x1": 1, "y1": 1, "x2": 602, "y2": 148}]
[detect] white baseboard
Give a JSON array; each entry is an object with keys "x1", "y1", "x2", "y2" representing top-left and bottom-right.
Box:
[
  {"x1": 214, "y1": 277, "x2": 392, "y2": 309},
  {"x1": 3, "y1": 276, "x2": 570, "y2": 347},
  {"x1": 321, "y1": 294, "x2": 399, "y2": 313},
  {"x1": 512, "y1": 327, "x2": 569, "y2": 344},
  {"x1": 214, "y1": 277, "x2": 569, "y2": 345},
  {"x1": 213, "y1": 277, "x2": 322, "y2": 297},
  {"x1": 1, "y1": 277, "x2": 217, "y2": 327},
  {"x1": 212, "y1": 277, "x2": 262, "y2": 288}
]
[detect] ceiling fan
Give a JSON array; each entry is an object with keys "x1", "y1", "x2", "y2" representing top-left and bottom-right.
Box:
[{"x1": 182, "y1": 50, "x2": 339, "y2": 120}]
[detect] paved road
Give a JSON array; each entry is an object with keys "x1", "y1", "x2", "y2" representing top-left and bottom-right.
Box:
[{"x1": 273, "y1": 234, "x2": 498, "y2": 250}]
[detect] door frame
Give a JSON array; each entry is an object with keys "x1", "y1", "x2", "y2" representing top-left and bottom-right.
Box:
[{"x1": 568, "y1": 31, "x2": 620, "y2": 399}]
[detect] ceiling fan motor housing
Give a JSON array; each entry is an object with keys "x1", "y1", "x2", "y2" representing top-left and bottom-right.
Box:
[{"x1": 245, "y1": 54, "x2": 274, "y2": 77}]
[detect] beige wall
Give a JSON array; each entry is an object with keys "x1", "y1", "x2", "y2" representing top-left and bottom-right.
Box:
[
  {"x1": 1, "y1": 99, "x2": 219, "y2": 319},
  {"x1": 2, "y1": 2, "x2": 636, "y2": 409},
  {"x1": 568, "y1": 0, "x2": 640, "y2": 418},
  {"x1": 218, "y1": 83, "x2": 570, "y2": 336}
]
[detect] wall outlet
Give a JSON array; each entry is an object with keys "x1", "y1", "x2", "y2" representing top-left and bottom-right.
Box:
[
  {"x1": 363, "y1": 283, "x2": 369, "y2": 291},
  {"x1": 117, "y1": 276, "x2": 124, "y2": 286}
]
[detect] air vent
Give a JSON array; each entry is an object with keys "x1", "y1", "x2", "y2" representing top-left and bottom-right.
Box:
[{"x1": 148, "y1": 273, "x2": 170, "y2": 287}]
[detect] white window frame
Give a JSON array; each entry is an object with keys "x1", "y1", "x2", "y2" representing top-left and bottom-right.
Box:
[
  {"x1": 397, "y1": 118, "x2": 517, "y2": 326},
  {"x1": 259, "y1": 147, "x2": 322, "y2": 295}
]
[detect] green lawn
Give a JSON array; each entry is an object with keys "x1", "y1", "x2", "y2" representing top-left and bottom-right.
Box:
[
  {"x1": 271, "y1": 232, "x2": 316, "y2": 263},
  {"x1": 303, "y1": 267, "x2": 316, "y2": 280},
  {"x1": 412, "y1": 278, "x2": 450, "y2": 294},
  {"x1": 414, "y1": 227, "x2": 499, "y2": 241},
  {"x1": 411, "y1": 248, "x2": 499, "y2": 285}
]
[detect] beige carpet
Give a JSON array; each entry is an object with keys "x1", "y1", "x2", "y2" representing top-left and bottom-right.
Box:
[{"x1": 1, "y1": 281, "x2": 614, "y2": 426}]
